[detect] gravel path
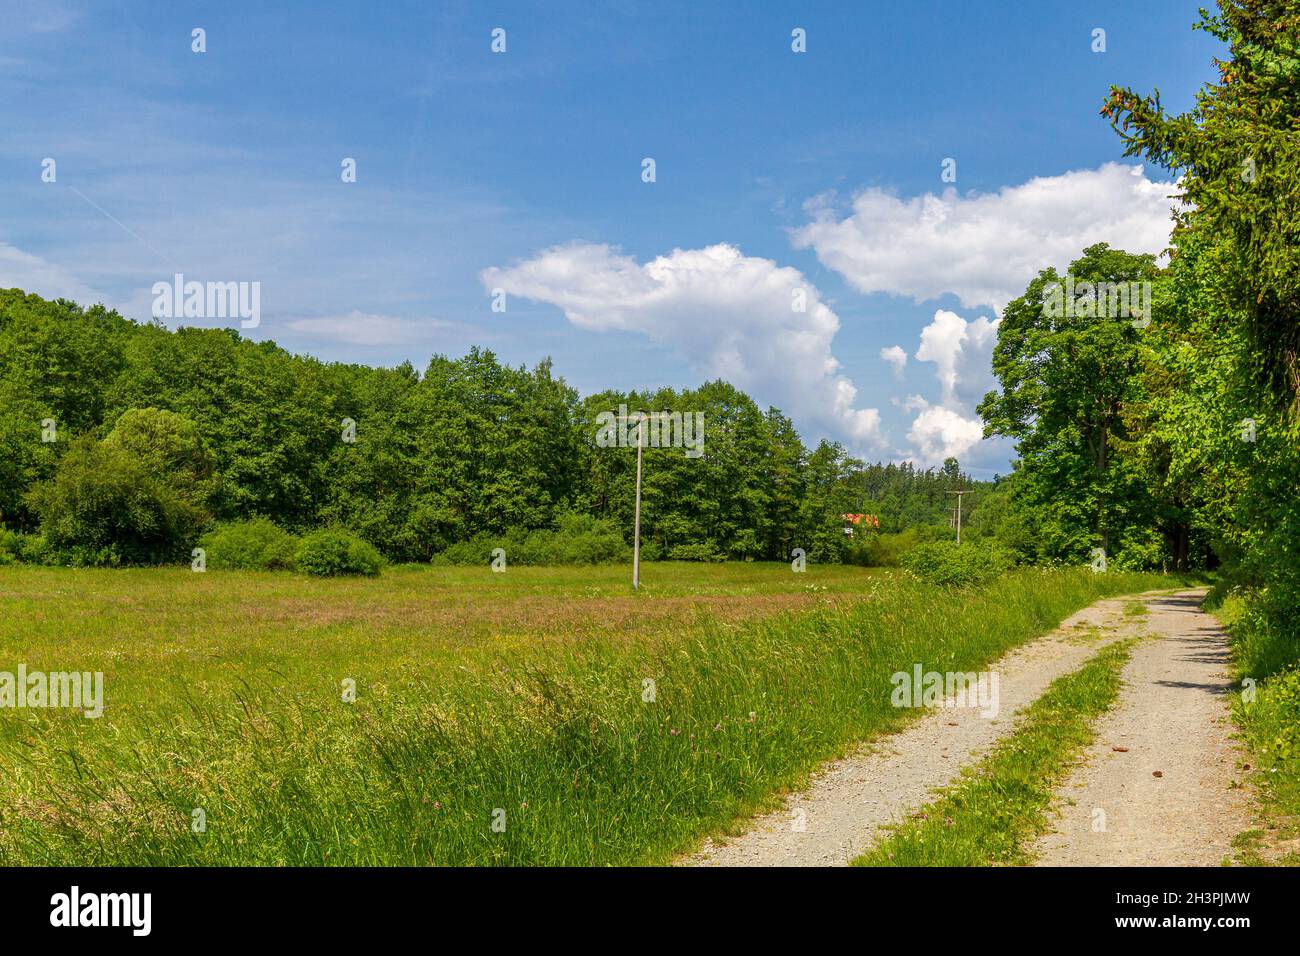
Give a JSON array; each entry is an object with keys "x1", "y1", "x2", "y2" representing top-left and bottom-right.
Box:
[
  {"x1": 1031, "y1": 589, "x2": 1250, "y2": 866},
  {"x1": 685, "y1": 594, "x2": 1147, "y2": 867}
]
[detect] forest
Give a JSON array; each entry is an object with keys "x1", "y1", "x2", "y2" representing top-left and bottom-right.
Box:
[{"x1": 0, "y1": 286, "x2": 995, "y2": 569}]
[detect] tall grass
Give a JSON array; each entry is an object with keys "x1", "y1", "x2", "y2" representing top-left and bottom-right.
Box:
[
  {"x1": 0, "y1": 566, "x2": 1169, "y2": 865},
  {"x1": 1209, "y1": 586, "x2": 1300, "y2": 864}
]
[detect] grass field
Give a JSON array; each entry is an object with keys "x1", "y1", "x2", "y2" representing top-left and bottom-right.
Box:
[
  {"x1": 1207, "y1": 590, "x2": 1300, "y2": 866},
  {"x1": 0, "y1": 561, "x2": 1172, "y2": 865}
]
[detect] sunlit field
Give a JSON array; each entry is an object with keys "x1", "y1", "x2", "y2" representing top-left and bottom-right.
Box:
[{"x1": 0, "y1": 562, "x2": 1170, "y2": 865}]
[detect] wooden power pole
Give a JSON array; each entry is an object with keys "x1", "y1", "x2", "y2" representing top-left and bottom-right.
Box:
[
  {"x1": 615, "y1": 412, "x2": 650, "y2": 590},
  {"x1": 632, "y1": 414, "x2": 644, "y2": 589},
  {"x1": 948, "y1": 489, "x2": 966, "y2": 545}
]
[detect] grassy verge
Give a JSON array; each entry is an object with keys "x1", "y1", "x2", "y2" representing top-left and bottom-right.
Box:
[
  {"x1": 1206, "y1": 589, "x2": 1300, "y2": 865},
  {"x1": 853, "y1": 638, "x2": 1136, "y2": 867},
  {"x1": 0, "y1": 564, "x2": 1169, "y2": 865}
]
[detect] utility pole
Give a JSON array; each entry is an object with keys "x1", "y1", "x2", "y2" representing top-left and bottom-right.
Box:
[
  {"x1": 632, "y1": 413, "x2": 644, "y2": 590},
  {"x1": 948, "y1": 488, "x2": 966, "y2": 545},
  {"x1": 615, "y1": 412, "x2": 650, "y2": 590}
]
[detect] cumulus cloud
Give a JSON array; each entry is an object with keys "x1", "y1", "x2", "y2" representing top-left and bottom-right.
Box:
[
  {"x1": 906, "y1": 401, "x2": 986, "y2": 465},
  {"x1": 791, "y1": 162, "x2": 1178, "y2": 311},
  {"x1": 482, "y1": 242, "x2": 884, "y2": 447},
  {"x1": 914, "y1": 309, "x2": 999, "y2": 406},
  {"x1": 879, "y1": 345, "x2": 907, "y2": 378},
  {"x1": 893, "y1": 309, "x2": 1003, "y2": 467}
]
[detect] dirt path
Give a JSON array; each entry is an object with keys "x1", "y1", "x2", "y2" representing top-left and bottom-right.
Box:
[
  {"x1": 686, "y1": 594, "x2": 1152, "y2": 867},
  {"x1": 1032, "y1": 590, "x2": 1250, "y2": 866}
]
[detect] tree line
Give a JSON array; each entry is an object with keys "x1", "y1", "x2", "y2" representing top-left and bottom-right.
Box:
[{"x1": 0, "y1": 289, "x2": 991, "y2": 566}]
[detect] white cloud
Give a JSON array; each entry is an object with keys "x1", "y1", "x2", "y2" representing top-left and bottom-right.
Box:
[
  {"x1": 905, "y1": 400, "x2": 986, "y2": 465},
  {"x1": 482, "y1": 242, "x2": 884, "y2": 447},
  {"x1": 0, "y1": 241, "x2": 106, "y2": 307},
  {"x1": 285, "y1": 310, "x2": 437, "y2": 346},
  {"x1": 914, "y1": 309, "x2": 999, "y2": 406},
  {"x1": 895, "y1": 310, "x2": 1004, "y2": 467},
  {"x1": 893, "y1": 393, "x2": 930, "y2": 414},
  {"x1": 879, "y1": 345, "x2": 907, "y2": 378},
  {"x1": 791, "y1": 162, "x2": 1178, "y2": 311}
]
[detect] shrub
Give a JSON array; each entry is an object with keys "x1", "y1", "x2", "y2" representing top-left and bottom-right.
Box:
[
  {"x1": 1112, "y1": 527, "x2": 1165, "y2": 571},
  {"x1": 512, "y1": 514, "x2": 630, "y2": 565},
  {"x1": 433, "y1": 514, "x2": 630, "y2": 567},
  {"x1": 25, "y1": 435, "x2": 208, "y2": 565},
  {"x1": 199, "y1": 518, "x2": 298, "y2": 571},
  {"x1": 901, "y1": 540, "x2": 1014, "y2": 588},
  {"x1": 23, "y1": 409, "x2": 219, "y2": 566},
  {"x1": 0, "y1": 528, "x2": 52, "y2": 565},
  {"x1": 850, "y1": 526, "x2": 942, "y2": 567},
  {"x1": 295, "y1": 528, "x2": 383, "y2": 577},
  {"x1": 431, "y1": 534, "x2": 498, "y2": 567},
  {"x1": 666, "y1": 542, "x2": 726, "y2": 562},
  {"x1": 1211, "y1": 585, "x2": 1300, "y2": 681},
  {"x1": 0, "y1": 527, "x2": 23, "y2": 563}
]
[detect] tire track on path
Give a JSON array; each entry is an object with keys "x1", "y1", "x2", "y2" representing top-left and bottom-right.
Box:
[
  {"x1": 685, "y1": 593, "x2": 1155, "y2": 867},
  {"x1": 1032, "y1": 589, "x2": 1250, "y2": 866}
]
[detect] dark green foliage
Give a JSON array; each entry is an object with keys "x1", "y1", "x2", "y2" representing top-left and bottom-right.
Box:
[
  {"x1": 978, "y1": 244, "x2": 1163, "y2": 568},
  {"x1": 900, "y1": 540, "x2": 1014, "y2": 588},
  {"x1": 847, "y1": 525, "x2": 943, "y2": 567},
  {"x1": 1105, "y1": 0, "x2": 1300, "y2": 411},
  {"x1": 25, "y1": 420, "x2": 216, "y2": 566},
  {"x1": 0, "y1": 289, "x2": 989, "y2": 567},
  {"x1": 294, "y1": 528, "x2": 383, "y2": 577},
  {"x1": 435, "y1": 513, "x2": 630, "y2": 566},
  {"x1": 511, "y1": 513, "x2": 630, "y2": 565},
  {"x1": 200, "y1": 518, "x2": 299, "y2": 571},
  {"x1": 664, "y1": 542, "x2": 726, "y2": 562}
]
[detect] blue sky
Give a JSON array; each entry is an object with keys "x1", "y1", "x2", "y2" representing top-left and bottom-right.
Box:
[{"x1": 0, "y1": 1, "x2": 1222, "y2": 475}]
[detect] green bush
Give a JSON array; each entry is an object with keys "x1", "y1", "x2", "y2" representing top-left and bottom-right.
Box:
[
  {"x1": 23, "y1": 409, "x2": 219, "y2": 566},
  {"x1": 1246, "y1": 666, "x2": 1300, "y2": 762},
  {"x1": 25, "y1": 435, "x2": 210, "y2": 566},
  {"x1": 431, "y1": 535, "x2": 497, "y2": 566},
  {"x1": 849, "y1": 526, "x2": 942, "y2": 567},
  {"x1": 0, "y1": 528, "x2": 50, "y2": 565},
  {"x1": 901, "y1": 540, "x2": 1014, "y2": 588},
  {"x1": 512, "y1": 514, "x2": 630, "y2": 565},
  {"x1": 0, "y1": 527, "x2": 22, "y2": 563},
  {"x1": 665, "y1": 542, "x2": 725, "y2": 562},
  {"x1": 294, "y1": 528, "x2": 383, "y2": 577},
  {"x1": 1210, "y1": 585, "x2": 1300, "y2": 682},
  {"x1": 434, "y1": 514, "x2": 630, "y2": 567},
  {"x1": 199, "y1": 518, "x2": 299, "y2": 571}
]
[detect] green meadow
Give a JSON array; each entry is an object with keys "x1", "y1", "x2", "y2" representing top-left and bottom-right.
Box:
[{"x1": 0, "y1": 563, "x2": 1171, "y2": 865}]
